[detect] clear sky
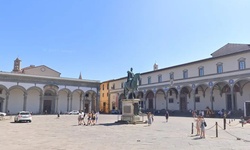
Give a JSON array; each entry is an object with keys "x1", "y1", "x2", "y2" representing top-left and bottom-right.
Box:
[{"x1": 0, "y1": 0, "x2": 250, "y2": 82}]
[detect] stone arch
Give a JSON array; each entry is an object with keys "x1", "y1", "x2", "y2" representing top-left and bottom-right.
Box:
[
  {"x1": 43, "y1": 87, "x2": 57, "y2": 114},
  {"x1": 26, "y1": 86, "x2": 43, "y2": 114},
  {"x1": 71, "y1": 89, "x2": 84, "y2": 112},
  {"x1": 0, "y1": 84, "x2": 8, "y2": 112},
  {"x1": 196, "y1": 83, "x2": 209, "y2": 98},
  {"x1": 155, "y1": 88, "x2": 166, "y2": 111},
  {"x1": 118, "y1": 93, "x2": 126, "y2": 111},
  {"x1": 8, "y1": 85, "x2": 27, "y2": 114},
  {"x1": 84, "y1": 90, "x2": 97, "y2": 113},
  {"x1": 179, "y1": 86, "x2": 192, "y2": 111},
  {"x1": 145, "y1": 90, "x2": 154, "y2": 111},
  {"x1": 58, "y1": 88, "x2": 72, "y2": 113}
]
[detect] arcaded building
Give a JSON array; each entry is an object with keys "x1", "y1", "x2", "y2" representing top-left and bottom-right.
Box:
[
  {"x1": 108, "y1": 43, "x2": 250, "y2": 114},
  {"x1": 0, "y1": 58, "x2": 100, "y2": 114}
]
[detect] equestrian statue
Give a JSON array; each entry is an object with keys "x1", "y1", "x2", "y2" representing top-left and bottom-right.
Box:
[{"x1": 124, "y1": 68, "x2": 140, "y2": 99}]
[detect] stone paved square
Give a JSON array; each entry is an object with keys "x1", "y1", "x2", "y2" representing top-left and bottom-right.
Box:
[{"x1": 0, "y1": 115, "x2": 250, "y2": 150}]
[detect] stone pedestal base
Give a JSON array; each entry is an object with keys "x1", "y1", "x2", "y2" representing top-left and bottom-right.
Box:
[{"x1": 115, "y1": 99, "x2": 146, "y2": 124}]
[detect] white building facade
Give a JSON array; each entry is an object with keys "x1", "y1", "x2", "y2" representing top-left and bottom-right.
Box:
[
  {"x1": 108, "y1": 44, "x2": 250, "y2": 114},
  {"x1": 0, "y1": 58, "x2": 100, "y2": 114}
]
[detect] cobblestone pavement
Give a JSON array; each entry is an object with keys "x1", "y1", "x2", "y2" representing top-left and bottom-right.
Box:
[{"x1": 0, "y1": 114, "x2": 249, "y2": 150}]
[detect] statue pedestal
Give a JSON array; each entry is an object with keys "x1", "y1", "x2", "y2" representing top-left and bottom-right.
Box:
[{"x1": 119, "y1": 99, "x2": 142, "y2": 123}]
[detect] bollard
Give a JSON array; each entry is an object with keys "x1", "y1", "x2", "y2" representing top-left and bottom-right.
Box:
[
  {"x1": 229, "y1": 120, "x2": 231, "y2": 124},
  {"x1": 242, "y1": 121, "x2": 244, "y2": 127},
  {"x1": 191, "y1": 122, "x2": 194, "y2": 134},
  {"x1": 223, "y1": 117, "x2": 226, "y2": 130},
  {"x1": 216, "y1": 122, "x2": 218, "y2": 137}
]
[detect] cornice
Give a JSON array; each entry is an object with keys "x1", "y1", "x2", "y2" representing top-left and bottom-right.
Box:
[{"x1": 0, "y1": 74, "x2": 100, "y2": 88}]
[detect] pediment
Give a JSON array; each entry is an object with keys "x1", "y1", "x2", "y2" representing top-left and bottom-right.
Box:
[
  {"x1": 211, "y1": 43, "x2": 250, "y2": 58},
  {"x1": 22, "y1": 65, "x2": 61, "y2": 77}
]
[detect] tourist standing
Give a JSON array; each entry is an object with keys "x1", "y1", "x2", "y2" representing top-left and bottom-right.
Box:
[
  {"x1": 195, "y1": 116, "x2": 201, "y2": 136},
  {"x1": 200, "y1": 116, "x2": 206, "y2": 138}
]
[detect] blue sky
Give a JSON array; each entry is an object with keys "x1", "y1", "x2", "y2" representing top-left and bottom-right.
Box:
[{"x1": 0, "y1": 0, "x2": 250, "y2": 82}]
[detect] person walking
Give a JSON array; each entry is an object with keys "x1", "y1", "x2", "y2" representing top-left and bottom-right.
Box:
[
  {"x1": 165, "y1": 111, "x2": 169, "y2": 122},
  {"x1": 147, "y1": 112, "x2": 152, "y2": 126}
]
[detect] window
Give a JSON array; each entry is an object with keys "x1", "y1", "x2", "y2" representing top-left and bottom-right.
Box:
[
  {"x1": 102, "y1": 84, "x2": 104, "y2": 90},
  {"x1": 198, "y1": 66, "x2": 204, "y2": 76},
  {"x1": 170, "y1": 72, "x2": 174, "y2": 80},
  {"x1": 195, "y1": 97, "x2": 200, "y2": 102},
  {"x1": 121, "y1": 82, "x2": 124, "y2": 88},
  {"x1": 183, "y1": 70, "x2": 188, "y2": 79},
  {"x1": 158, "y1": 75, "x2": 162, "y2": 83},
  {"x1": 107, "y1": 93, "x2": 109, "y2": 97},
  {"x1": 107, "y1": 84, "x2": 109, "y2": 90},
  {"x1": 102, "y1": 93, "x2": 104, "y2": 97},
  {"x1": 148, "y1": 76, "x2": 151, "y2": 84},
  {"x1": 238, "y1": 58, "x2": 246, "y2": 70},
  {"x1": 169, "y1": 98, "x2": 174, "y2": 103},
  {"x1": 217, "y1": 63, "x2": 223, "y2": 74},
  {"x1": 112, "y1": 83, "x2": 115, "y2": 89}
]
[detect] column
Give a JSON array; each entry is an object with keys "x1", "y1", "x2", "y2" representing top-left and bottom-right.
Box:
[
  {"x1": 96, "y1": 93, "x2": 100, "y2": 112},
  {"x1": 193, "y1": 91, "x2": 196, "y2": 111},
  {"x1": 79, "y1": 94, "x2": 83, "y2": 111},
  {"x1": 70, "y1": 94, "x2": 73, "y2": 111},
  {"x1": 67, "y1": 94, "x2": 70, "y2": 112},
  {"x1": 230, "y1": 87, "x2": 234, "y2": 111},
  {"x1": 165, "y1": 94, "x2": 168, "y2": 110},
  {"x1": 210, "y1": 90, "x2": 214, "y2": 111},
  {"x1": 23, "y1": 92, "x2": 27, "y2": 111},
  {"x1": 5, "y1": 92, "x2": 9, "y2": 113},
  {"x1": 55, "y1": 95, "x2": 59, "y2": 113},
  {"x1": 39, "y1": 94, "x2": 43, "y2": 114},
  {"x1": 83, "y1": 95, "x2": 86, "y2": 112}
]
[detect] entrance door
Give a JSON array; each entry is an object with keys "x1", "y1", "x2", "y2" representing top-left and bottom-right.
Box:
[
  {"x1": 180, "y1": 96, "x2": 187, "y2": 111},
  {"x1": 85, "y1": 104, "x2": 89, "y2": 113},
  {"x1": 43, "y1": 100, "x2": 52, "y2": 114}
]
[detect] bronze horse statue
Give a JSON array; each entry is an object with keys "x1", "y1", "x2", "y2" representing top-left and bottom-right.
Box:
[{"x1": 124, "y1": 73, "x2": 140, "y2": 99}]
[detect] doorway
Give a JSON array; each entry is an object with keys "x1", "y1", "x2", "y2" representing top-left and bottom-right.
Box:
[
  {"x1": 180, "y1": 96, "x2": 187, "y2": 111},
  {"x1": 43, "y1": 100, "x2": 52, "y2": 114},
  {"x1": 226, "y1": 94, "x2": 236, "y2": 111}
]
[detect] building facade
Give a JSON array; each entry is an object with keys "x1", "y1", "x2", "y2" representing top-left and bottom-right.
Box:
[
  {"x1": 108, "y1": 43, "x2": 250, "y2": 114},
  {"x1": 0, "y1": 58, "x2": 100, "y2": 114},
  {"x1": 100, "y1": 81, "x2": 112, "y2": 113}
]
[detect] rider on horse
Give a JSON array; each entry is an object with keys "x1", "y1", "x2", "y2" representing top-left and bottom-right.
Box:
[{"x1": 127, "y1": 67, "x2": 134, "y2": 86}]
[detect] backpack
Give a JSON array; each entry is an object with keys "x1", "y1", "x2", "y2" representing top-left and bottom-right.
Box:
[{"x1": 204, "y1": 121, "x2": 207, "y2": 127}]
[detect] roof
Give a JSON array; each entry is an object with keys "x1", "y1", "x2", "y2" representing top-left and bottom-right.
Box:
[{"x1": 211, "y1": 43, "x2": 250, "y2": 57}]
